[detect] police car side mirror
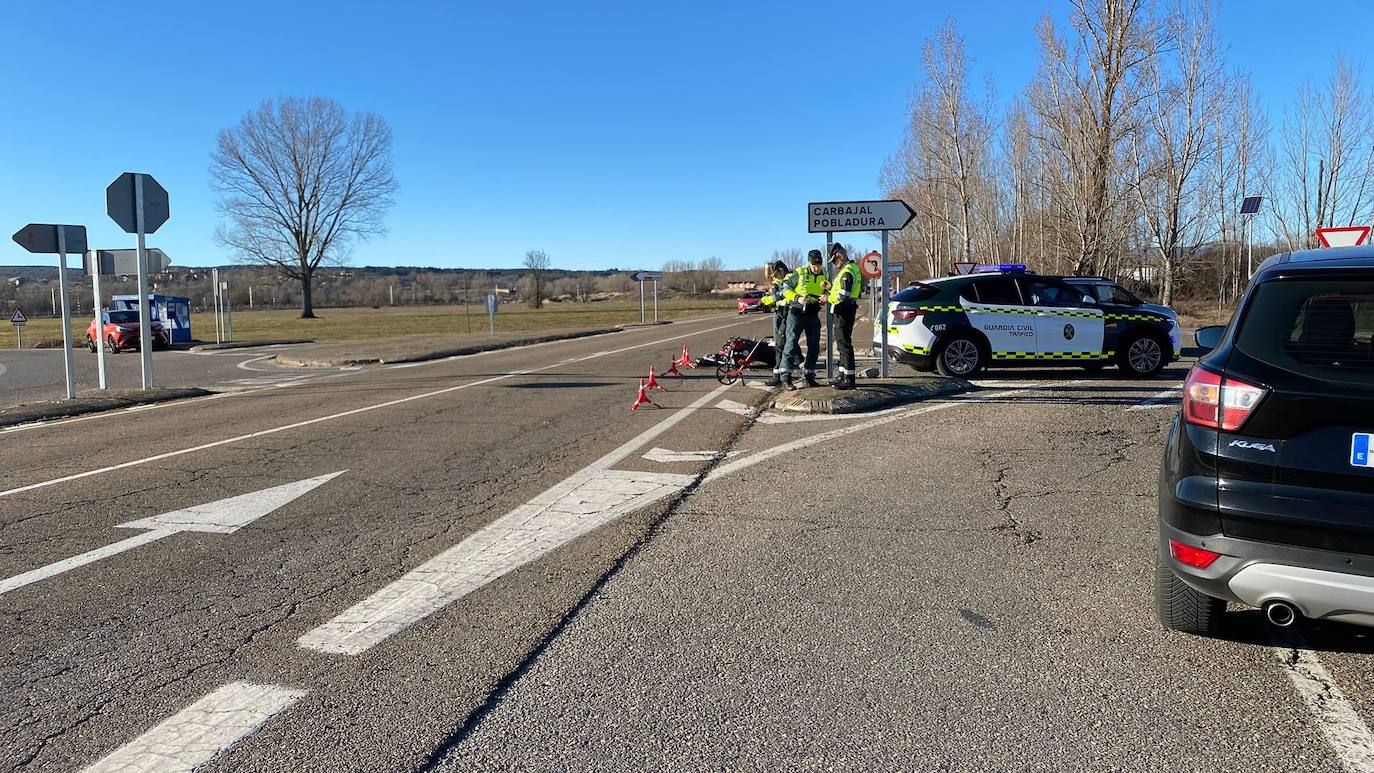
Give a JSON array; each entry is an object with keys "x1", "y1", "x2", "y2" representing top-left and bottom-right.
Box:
[
  {"x1": 1195, "y1": 325, "x2": 1225, "y2": 353},
  {"x1": 1081, "y1": 294, "x2": 1097, "y2": 306}
]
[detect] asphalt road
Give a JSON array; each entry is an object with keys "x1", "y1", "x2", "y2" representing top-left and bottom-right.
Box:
[
  {"x1": 0, "y1": 345, "x2": 339, "y2": 407},
  {"x1": 4, "y1": 312, "x2": 1374, "y2": 772}
]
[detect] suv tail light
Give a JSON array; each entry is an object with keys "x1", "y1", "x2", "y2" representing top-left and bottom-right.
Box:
[
  {"x1": 1169, "y1": 539, "x2": 1223, "y2": 569},
  {"x1": 892, "y1": 308, "x2": 926, "y2": 321},
  {"x1": 1182, "y1": 366, "x2": 1267, "y2": 432}
]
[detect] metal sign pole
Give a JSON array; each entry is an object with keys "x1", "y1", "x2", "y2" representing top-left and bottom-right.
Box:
[
  {"x1": 880, "y1": 230, "x2": 890, "y2": 378},
  {"x1": 133, "y1": 175, "x2": 154, "y2": 388},
  {"x1": 212, "y1": 268, "x2": 222, "y2": 344},
  {"x1": 92, "y1": 256, "x2": 107, "y2": 390},
  {"x1": 825, "y1": 231, "x2": 834, "y2": 380},
  {"x1": 653, "y1": 279, "x2": 658, "y2": 323},
  {"x1": 639, "y1": 279, "x2": 645, "y2": 324},
  {"x1": 224, "y1": 281, "x2": 233, "y2": 341},
  {"x1": 56, "y1": 229, "x2": 76, "y2": 399}
]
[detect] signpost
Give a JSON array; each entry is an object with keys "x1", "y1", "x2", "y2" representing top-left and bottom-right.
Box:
[
  {"x1": 1315, "y1": 226, "x2": 1370, "y2": 248},
  {"x1": 805, "y1": 201, "x2": 916, "y2": 378},
  {"x1": 953, "y1": 261, "x2": 977, "y2": 275},
  {"x1": 10, "y1": 308, "x2": 26, "y2": 349},
  {"x1": 11, "y1": 224, "x2": 86, "y2": 398},
  {"x1": 106, "y1": 172, "x2": 170, "y2": 389},
  {"x1": 485, "y1": 292, "x2": 499, "y2": 336},
  {"x1": 85, "y1": 248, "x2": 172, "y2": 391},
  {"x1": 630, "y1": 271, "x2": 663, "y2": 324}
]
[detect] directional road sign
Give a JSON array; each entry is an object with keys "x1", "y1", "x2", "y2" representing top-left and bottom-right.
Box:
[
  {"x1": 1315, "y1": 226, "x2": 1371, "y2": 248},
  {"x1": 10, "y1": 308, "x2": 26, "y2": 326},
  {"x1": 630, "y1": 271, "x2": 663, "y2": 281},
  {"x1": 885, "y1": 262, "x2": 905, "y2": 273},
  {"x1": 106, "y1": 172, "x2": 170, "y2": 234},
  {"x1": 11, "y1": 224, "x2": 87, "y2": 255},
  {"x1": 807, "y1": 200, "x2": 916, "y2": 233},
  {"x1": 86, "y1": 248, "x2": 172, "y2": 275}
]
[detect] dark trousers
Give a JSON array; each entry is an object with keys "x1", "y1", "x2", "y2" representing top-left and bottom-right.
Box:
[
  {"x1": 833, "y1": 300, "x2": 857, "y2": 373},
  {"x1": 771, "y1": 309, "x2": 789, "y2": 372},
  {"x1": 784, "y1": 308, "x2": 821, "y2": 376}
]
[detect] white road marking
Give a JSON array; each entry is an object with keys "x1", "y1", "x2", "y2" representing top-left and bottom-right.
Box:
[
  {"x1": 297, "y1": 383, "x2": 733, "y2": 655},
  {"x1": 1272, "y1": 634, "x2": 1374, "y2": 772},
  {"x1": 82, "y1": 681, "x2": 304, "y2": 773},
  {"x1": 705, "y1": 383, "x2": 1080, "y2": 484},
  {"x1": 234, "y1": 355, "x2": 278, "y2": 372},
  {"x1": 0, "y1": 472, "x2": 344, "y2": 595},
  {"x1": 1126, "y1": 385, "x2": 1183, "y2": 412},
  {"x1": 0, "y1": 318, "x2": 759, "y2": 499},
  {"x1": 642, "y1": 447, "x2": 730, "y2": 463},
  {"x1": 716, "y1": 399, "x2": 756, "y2": 417}
]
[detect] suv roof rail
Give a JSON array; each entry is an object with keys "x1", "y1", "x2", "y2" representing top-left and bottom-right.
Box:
[{"x1": 1285, "y1": 244, "x2": 1374, "y2": 264}]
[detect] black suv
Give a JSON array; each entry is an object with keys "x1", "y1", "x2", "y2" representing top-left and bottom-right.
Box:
[{"x1": 1157, "y1": 246, "x2": 1374, "y2": 634}]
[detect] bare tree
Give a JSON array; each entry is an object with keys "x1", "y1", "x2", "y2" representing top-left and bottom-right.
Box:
[
  {"x1": 1128, "y1": 0, "x2": 1222, "y2": 305},
  {"x1": 523, "y1": 250, "x2": 551, "y2": 308},
  {"x1": 211, "y1": 97, "x2": 397, "y2": 318},
  {"x1": 697, "y1": 257, "x2": 725, "y2": 292}
]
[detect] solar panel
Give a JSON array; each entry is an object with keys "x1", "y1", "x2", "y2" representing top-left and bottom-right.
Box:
[{"x1": 1240, "y1": 196, "x2": 1263, "y2": 215}]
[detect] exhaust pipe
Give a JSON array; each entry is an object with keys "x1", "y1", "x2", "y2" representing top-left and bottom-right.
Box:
[{"x1": 1264, "y1": 600, "x2": 1300, "y2": 628}]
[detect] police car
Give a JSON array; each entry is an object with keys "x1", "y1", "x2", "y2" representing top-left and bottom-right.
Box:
[{"x1": 874, "y1": 267, "x2": 1177, "y2": 378}]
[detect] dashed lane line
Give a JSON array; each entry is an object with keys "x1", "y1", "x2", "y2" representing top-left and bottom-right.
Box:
[
  {"x1": 297, "y1": 382, "x2": 734, "y2": 655},
  {"x1": 81, "y1": 681, "x2": 304, "y2": 773},
  {"x1": 0, "y1": 318, "x2": 759, "y2": 500}
]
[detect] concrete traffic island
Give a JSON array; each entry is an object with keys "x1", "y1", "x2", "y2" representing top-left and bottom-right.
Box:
[
  {"x1": 0, "y1": 387, "x2": 212, "y2": 429},
  {"x1": 768, "y1": 374, "x2": 972, "y2": 414}
]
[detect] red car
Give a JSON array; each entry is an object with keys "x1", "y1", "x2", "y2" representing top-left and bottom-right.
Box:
[
  {"x1": 86, "y1": 309, "x2": 170, "y2": 353},
  {"x1": 737, "y1": 290, "x2": 766, "y2": 314}
]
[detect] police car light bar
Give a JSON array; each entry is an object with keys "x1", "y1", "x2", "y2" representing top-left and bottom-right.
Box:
[{"x1": 972, "y1": 263, "x2": 1027, "y2": 273}]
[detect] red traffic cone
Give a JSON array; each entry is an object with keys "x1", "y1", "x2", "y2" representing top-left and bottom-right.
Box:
[
  {"x1": 679, "y1": 345, "x2": 697, "y2": 369},
  {"x1": 647, "y1": 365, "x2": 668, "y2": 392},
  {"x1": 663, "y1": 358, "x2": 683, "y2": 377},
  {"x1": 631, "y1": 379, "x2": 661, "y2": 410}
]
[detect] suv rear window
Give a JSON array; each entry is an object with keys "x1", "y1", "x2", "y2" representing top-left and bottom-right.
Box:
[
  {"x1": 892, "y1": 284, "x2": 940, "y2": 303},
  {"x1": 1235, "y1": 280, "x2": 1374, "y2": 385}
]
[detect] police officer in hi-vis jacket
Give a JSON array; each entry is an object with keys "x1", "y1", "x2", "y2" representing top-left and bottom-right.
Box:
[
  {"x1": 759, "y1": 260, "x2": 791, "y2": 387},
  {"x1": 827, "y1": 244, "x2": 863, "y2": 390},
  {"x1": 778, "y1": 250, "x2": 828, "y2": 390}
]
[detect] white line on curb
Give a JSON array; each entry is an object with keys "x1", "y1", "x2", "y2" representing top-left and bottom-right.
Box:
[
  {"x1": 0, "y1": 319, "x2": 758, "y2": 500},
  {"x1": 81, "y1": 681, "x2": 304, "y2": 773},
  {"x1": 297, "y1": 383, "x2": 733, "y2": 655}
]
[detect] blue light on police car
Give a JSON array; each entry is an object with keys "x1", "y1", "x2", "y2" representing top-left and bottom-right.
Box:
[{"x1": 972, "y1": 263, "x2": 1027, "y2": 273}]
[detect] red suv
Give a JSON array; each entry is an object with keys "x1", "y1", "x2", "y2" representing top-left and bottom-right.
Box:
[
  {"x1": 737, "y1": 291, "x2": 765, "y2": 314},
  {"x1": 86, "y1": 309, "x2": 169, "y2": 353}
]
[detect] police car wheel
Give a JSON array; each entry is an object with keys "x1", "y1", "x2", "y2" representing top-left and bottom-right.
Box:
[
  {"x1": 936, "y1": 336, "x2": 983, "y2": 377},
  {"x1": 1119, "y1": 335, "x2": 1165, "y2": 377}
]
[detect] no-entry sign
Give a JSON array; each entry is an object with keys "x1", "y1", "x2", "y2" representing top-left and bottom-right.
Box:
[{"x1": 859, "y1": 251, "x2": 882, "y2": 278}]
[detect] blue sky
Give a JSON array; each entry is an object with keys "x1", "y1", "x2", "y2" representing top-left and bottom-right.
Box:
[{"x1": 1, "y1": 1, "x2": 1369, "y2": 272}]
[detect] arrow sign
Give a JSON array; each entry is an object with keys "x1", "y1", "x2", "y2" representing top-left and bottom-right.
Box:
[
  {"x1": 0, "y1": 471, "x2": 345, "y2": 596},
  {"x1": 630, "y1": 271, "x2": 662, "y2": 281},
  {"x1": 1315, "y1": 226, "x2": 1371, "y2": 248},
  {"x1": 85, "y1": 248, "x2": 172, "y2": 275},
  {"x1": 807, "y1": 200, "x2": 915, "y2": 233},
  {"x1": 12, "y1": 223, "x2": 88, "y2": 255}
]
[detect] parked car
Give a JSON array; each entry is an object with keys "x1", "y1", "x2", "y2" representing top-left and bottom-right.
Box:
[
  {"x1": 1156, "y1": 245, "x2": 1374, "y2": 634},
  {"x1": 737, "y1": 290, "x2": 766, "y2": 314},
  {"x1": 1064, "y1": 277, "x2": 1182, "y2": 359},
  {"x1": 873, "y1": 268, "x2": 1176, "y2": 377},
  {"x1": 86, "y1": 309, "x2": 170, "y2": 353}
]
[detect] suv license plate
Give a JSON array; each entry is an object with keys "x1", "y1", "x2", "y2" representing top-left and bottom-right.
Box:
[{"x1": 1353, "y1": 433, "x2": 1374, "y2": 468}]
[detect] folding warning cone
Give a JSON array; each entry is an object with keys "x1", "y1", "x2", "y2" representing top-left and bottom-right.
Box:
[
  {"x1": 647, "y1": 365, "x2": 668, "y2": 392},
  {"x1": 631, "y1": 379, "x2": 661, "y2": 410},
  {"x1": 663, "y1": 358, "x2": 683, "y2": 377},
  {"x1": 679, "y1": 345, "x2": 697, "y2": 369}
]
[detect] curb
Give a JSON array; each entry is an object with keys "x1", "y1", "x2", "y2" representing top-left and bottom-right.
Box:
[
  {"x1": 770, "y1": 377, "x2": 973, "y2": 414},
  {"x1": 189, "y1": 340, "x2": 313, "y2": 352},
  {"x1": 273, "y1": 327, "x2": 624, "y2": 368},
  {"x1": 0, "y1": 387, "x2": 213, "y2": 429}
]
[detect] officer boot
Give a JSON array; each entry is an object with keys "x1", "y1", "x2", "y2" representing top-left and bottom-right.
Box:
[
  {"x1": 764, "y1": 372, "x2": 783, "y2": 387},
  {"x1": 803, "y1": 371, "x2": 820, "y2": 388}
]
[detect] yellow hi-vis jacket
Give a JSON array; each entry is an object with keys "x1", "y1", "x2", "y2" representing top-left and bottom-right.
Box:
[
  {"x1": 759, "y1": 276, "x2": 788, "y2": 309},
  {"x1": 782, "y1": 267, "x2": 828, "y2": 308},
  {"x1": 827, "y1": 261, "x2": 863, "y2": 305}
]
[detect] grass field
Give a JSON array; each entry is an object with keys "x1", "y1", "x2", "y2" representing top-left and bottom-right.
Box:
[{"x1": 0, "y1": 298, "x2": 739, "y2": 348}]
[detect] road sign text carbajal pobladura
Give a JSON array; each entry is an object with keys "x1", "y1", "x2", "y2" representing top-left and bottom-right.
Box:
[{"x1": 810, "y1": 204, "x2": 891, "y2": 230}]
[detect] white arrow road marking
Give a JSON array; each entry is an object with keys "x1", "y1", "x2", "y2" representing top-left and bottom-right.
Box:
[
  {"x1": 82, "y1": 681, "x2": 304, "y2": 773},
  {"x1": 297, "y1": 383, "x2": 733, "y2": 656},
  {"x1": 0, "y1": 471, "x2": 344, "y2": 596},
  {"x1": 642, "y1": 448, "x2": 739, "y2": 463}
]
